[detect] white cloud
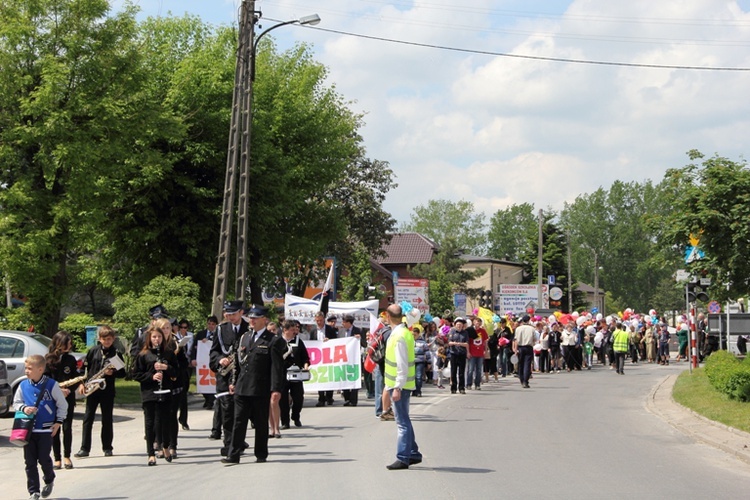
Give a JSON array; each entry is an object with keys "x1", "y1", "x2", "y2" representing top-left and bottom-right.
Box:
[{"x1": 134, "y1": 1, "x2": 750, "y2": 225}]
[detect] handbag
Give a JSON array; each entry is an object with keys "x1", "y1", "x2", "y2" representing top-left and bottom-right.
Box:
[{"x1": 10, "y1": 379, "x2": 52, "y2": 447}]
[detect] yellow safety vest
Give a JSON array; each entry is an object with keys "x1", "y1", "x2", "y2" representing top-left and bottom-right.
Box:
[{"x1": 384, "y1": 325, "x2": 416, "y2": 390}]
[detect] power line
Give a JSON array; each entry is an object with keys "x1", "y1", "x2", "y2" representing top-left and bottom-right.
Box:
[{"x1": 296, "y1": 24, "x2": 750, "y2": 71}]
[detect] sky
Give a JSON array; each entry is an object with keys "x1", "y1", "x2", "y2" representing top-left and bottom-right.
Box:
[{"x1": 119, "y1": 1, "x2": 750, "y2": 225}]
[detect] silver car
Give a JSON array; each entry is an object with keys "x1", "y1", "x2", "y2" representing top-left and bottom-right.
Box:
[
  {"x1": 0, "y1": 330, "x2": 84, "y2": 416},
  {"x1": 0, "y1": 360, "x2": 11, "y2": 416}
]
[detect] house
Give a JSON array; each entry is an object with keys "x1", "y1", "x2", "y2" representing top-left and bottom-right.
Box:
[
  {"x1": 460, "y1": 255, "x2": 526, "y2": 313},
  {"x1": 576, "y1": 282, "x2": 605, "y2": 315}
]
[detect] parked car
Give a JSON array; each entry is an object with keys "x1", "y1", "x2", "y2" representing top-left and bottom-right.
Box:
[
  {"x1": 0, "y1": 360, "x2": 12, "y2": 416},
  {"x1": 0, "y1": 330, "x2": 85, "y2": 417}
]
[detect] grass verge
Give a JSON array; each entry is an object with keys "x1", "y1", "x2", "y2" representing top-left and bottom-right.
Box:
[
  {"x1": 112, "y1": 380, "x2": 199, "y2": 406},
  {"x1": 673, "y1": 367, "x2": 750, "y2": 434}
]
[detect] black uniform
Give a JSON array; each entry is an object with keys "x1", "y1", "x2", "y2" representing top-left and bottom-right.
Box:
[
  {"x1": 45, "y1": 353, "x2": 80, "y2": 462},
  {"x1": 78, "y1": 345, "x2": 125, "y2": 454},
  {"x1": 316, "y1": 324, "x2": 338, "y2": 405},
  {"x1": 341, "y1": 325, "x2": 364, "y2": 406},
  {"x1": 280, "y1": 334, "x2": 310, "y2": 427},
  {"x1": 226, "y1": 327, "x2": 285, "y2": 462},
  {"x1": 209, "y1": 320, "x2": 247, "y2": 449},
  {"x1": 133, "y1": 347, "x2": 177, "y2": 457}
]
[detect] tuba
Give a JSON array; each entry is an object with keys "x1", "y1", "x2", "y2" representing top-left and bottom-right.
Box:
[{"x1": 218, "y1": 348, "x2": 235, "y2": 377}]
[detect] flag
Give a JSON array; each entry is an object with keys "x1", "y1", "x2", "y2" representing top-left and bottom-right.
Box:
[{"x1": 319, "y1": 264, "x2": 334, "y2": 314}]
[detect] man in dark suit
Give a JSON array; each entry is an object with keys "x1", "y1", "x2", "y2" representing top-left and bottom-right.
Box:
[
  {"x1": 222, "y1": 305, "x2": 285, "y2": 464},
  {"x1": 341, "y1": 314, "x2": 365, "y2": 407},
  {"x1": 209, "y1": 301, "x2": 247, "y2": 454},
  {"x1": 191, "y1": 315, "x2": 219, "y2": 411},
  {"x1": 313, "y1": 311, "x2": 338, "y2": 406}
]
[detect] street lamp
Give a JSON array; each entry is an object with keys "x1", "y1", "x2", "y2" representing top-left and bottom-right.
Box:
[
  {"x1": 251, "y1": 13, "x2": 321, "y2": 81},
  {"x1": 211, "y1": 2, "x2": 321, "y2": 317}
]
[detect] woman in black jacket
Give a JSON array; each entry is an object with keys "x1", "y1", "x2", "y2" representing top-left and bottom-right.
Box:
[
  {"x1": 45, "y1": 331, "x2": 81, "y2": 470},
  {"x1": 133, "y1": 325, "x2": 177, "y2": 465}
]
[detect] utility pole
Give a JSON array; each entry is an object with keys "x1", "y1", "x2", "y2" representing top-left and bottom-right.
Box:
[
  {"x1": 537, "y1": 209, "x2": 543, "y2": 309},
  {"x1": 567, "y1": 229, "x2": 572, "y2": 312},
  {"x1": 211, "y1": 1, "x2": 257, "y2": 317}
]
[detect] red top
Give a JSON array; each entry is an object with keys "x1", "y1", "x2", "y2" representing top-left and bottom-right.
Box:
[{"x1": 468, "y1": 328, "x2": 488, "y2": 357}]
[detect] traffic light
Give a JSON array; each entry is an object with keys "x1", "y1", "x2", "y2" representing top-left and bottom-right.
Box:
[
  {"x1": 363, "y1": 283, "x2": 377, "y2": 299},
  {"x1": 478, "y1": 289, "x2": 493, "y2": 308},
  {"x1": 687, "y1": 279, "x2": 709, "y2": 303}
]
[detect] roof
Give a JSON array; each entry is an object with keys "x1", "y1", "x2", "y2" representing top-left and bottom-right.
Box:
[
  {"x1": 375, "y1": 232, "x2": 438, "y2": 265},
  {"x1": 460, "y1": 255, "x2": 524, "y2": 266},
  {"x1": 577, "y1": 282, "x2": 604, "y2": 294}
]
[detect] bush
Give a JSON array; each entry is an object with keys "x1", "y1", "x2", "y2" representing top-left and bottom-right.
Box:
[
  {"x1": 704, "y1": 350, "x2": 750, "y2": 401},
  {"x1": 0, "y1": 306, "x2": 40, "y2": 332},
  {"x1": 725, "y1": 369, "x2": 750, "y2": 402},
  {"x1": 59, "y1": 313, "x2": 98, "y2": 352}
]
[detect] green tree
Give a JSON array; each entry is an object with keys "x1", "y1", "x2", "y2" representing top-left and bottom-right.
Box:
[
  {"x1": 410, "y1": 238, "x2": 485, "y2": 315},
  {"x1": 561, "y1": 180, "x2": 675, "y2": 311},
  {"x1": 243, "y1": 40, "x2": 373, "y2": 304},
  {"x1": 487, "y1": 202, "x2": 537, "y2": 261},
  {"x1": 0, "y1": 0, "x2": 178, "y2": 334},
  {"x1": 401, "y1": 199, "x2": 487, "y2": 254},
  {"x1": 338, "y1": 244, "x2": 376, "y2": 302},
  {"x1": 112, "y1": 274, "x2": 206, "y2": 344},
  {"x1": 653, "y1": 150, "x2": 750, "y2": 301}
]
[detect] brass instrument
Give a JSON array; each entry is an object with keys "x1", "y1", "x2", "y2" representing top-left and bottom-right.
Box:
[
  {"x1": 59, "y1": 374, "x2": 87, "y2": 389},
  {"x1": 83, "y1": 355, "x2": 124, "y2": 396},
  {"x1": 218, "y1": 351, "x2": 235, "y2": 377}
]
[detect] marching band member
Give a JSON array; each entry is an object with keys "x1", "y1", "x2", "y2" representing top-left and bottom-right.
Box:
[
  {"x1": 279, "y1": 320, "x2": 310, "y2": 429},
  {"x1": 210, "y1": 300, "x2": 248, "y2": 456},
  {"x1": 74, "y1": 326, "x2": 125, "y2": 459},
  {"x1": 45, "y1": 331, "x2": 80, "y2": 470},
  {"x1": 133, "y1": 324, "x2": 177, "y2": 466},
  {"x1": 221, "y1": 305, "x2": 285, "y2": 465}
]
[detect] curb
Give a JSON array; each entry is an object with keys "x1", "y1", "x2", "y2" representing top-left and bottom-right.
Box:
[{"x1": 646, "y1": 374, "x2": 750, "y2": 465}]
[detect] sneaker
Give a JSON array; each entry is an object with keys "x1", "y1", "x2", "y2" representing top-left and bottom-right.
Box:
[
  {"x1": 41, "y1": 482, "x2": 53, "y2": 499},
  {"x1": 30, "y1": 493, "x2": 40, "y2": 500},
  {"x1": 380, "y1": 410, "x2": 395, "y2": 421}
]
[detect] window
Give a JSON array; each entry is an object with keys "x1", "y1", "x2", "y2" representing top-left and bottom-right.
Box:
[{"x1": 0, "y1": 336, "x2": 21, "y2": 358}]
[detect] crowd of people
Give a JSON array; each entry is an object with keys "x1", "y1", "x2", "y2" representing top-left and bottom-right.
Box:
[{"x1": 14, "y1": 301, "x2": 709, "y2": 496}]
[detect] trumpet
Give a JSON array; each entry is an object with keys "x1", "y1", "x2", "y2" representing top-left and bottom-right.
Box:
[{"x1": 59, "y1": 374, "x2": 87, "y2": 389}]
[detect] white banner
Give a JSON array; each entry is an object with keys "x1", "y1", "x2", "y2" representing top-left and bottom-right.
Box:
[
  {"x1": 195, "y1": 340, "x2": 216, "y2": 394},
  {"x1": 303, "y1": 337, "x2": 362, "y2": 391},
  {"x1": 284, "y1": 294, "x2": 379, "y2": 332}
]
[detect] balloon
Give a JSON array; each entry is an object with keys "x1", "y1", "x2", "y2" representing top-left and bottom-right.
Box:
[
  {"x1": 548, "y1": 314, "x2": 557, "y2": 324},
  {"x1": 400, "y1": 301, "x2": 413, "y2": 314},
  {"x1": 433, "y1": 317, "x2": 442, "y2": 329},
  {"x1": 576, "y1": 316, "x2": 586, "y2": 326},
  {"x1": 596, "y1": 313, "x2": 603, "y2": 321},
  {"x1": 405, "y1": 308, "x2": 421, "y2": 327},
  {"x1": 571, "y1": 311, "x2": 580, "y2": 319},
  {"x1": 424, "y1": 313, "x2": 433, "y2": 323}
]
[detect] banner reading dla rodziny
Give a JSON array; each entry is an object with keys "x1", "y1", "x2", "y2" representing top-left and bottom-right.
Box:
[
  {"x1": 303, "y1": 337, "x2": 361, "y2": 391},
  {"x1": 195, "y1": 340, "x2": 216, "y2": 394}
]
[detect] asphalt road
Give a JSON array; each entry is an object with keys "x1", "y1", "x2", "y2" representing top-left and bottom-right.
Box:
[{"x1": 1, "y1": 361, "x2": 749, "y2": 500}]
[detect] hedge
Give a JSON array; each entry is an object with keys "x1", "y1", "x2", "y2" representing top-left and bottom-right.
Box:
[{"x1": 704, "y1": 350, "x2": 750, "y2": 402}]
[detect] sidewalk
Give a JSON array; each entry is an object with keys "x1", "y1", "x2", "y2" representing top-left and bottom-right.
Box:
[{"x1": 646, "y1": 373, "x2": 750, "y2": 465}]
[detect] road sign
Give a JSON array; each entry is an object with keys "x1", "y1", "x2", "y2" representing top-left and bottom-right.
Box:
[
  {"x1": 549, "y1": 287, "x2": 563, "y2": 301},
  {"x1": 548, "y1": 275, "x2": 555, "y2": 285},
  {"x1": 708, "y1": 301, "x2": 721, "y2": 314},
  {"x1": 685, "y1": 246, "x2": 704, "y2": 263},
  {"x1": 675, "y1": 269, "x2": 690, "y2": 282}
]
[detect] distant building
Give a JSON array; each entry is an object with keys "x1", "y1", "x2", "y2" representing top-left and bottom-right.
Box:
[
  {"x1": 460, "y1": 255, "x2": 526, "y2": 312},
  {"x1": 577, "y1": 282, "x2": 605, "y2": 315}
]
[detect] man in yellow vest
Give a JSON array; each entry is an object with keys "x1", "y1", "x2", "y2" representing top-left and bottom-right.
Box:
[
  {"x1": 384, "y1": 304, "x2": 422, "y2": 470},
  {"x1": 612, "y1": 321, "x2": 629, "y2": 375}
]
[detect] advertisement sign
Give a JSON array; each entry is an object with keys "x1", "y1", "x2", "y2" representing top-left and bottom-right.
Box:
[
  {"x1": 497, "y1": 284, "x2": 549, "y2": 315},
  {"x1": 394, "y1": 278, "x2": 430, "y2": 314},
  {"x1": 195, "y1": 341, "x2": 216, "y2": 394}
]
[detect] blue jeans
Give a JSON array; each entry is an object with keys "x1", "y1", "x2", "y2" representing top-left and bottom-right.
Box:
[
  {"x1": 467, "y1": 356, "x2": 483, "y2": 387},
  {"x1": 374, "y1": 366, "x2": 384, "y2": 416},
  {"x1": 414, "y1": 363, "x2": 424, "y2": 395},
  {"x1": 390, "y1": 388, "x2": 421, "y2": 465}
]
